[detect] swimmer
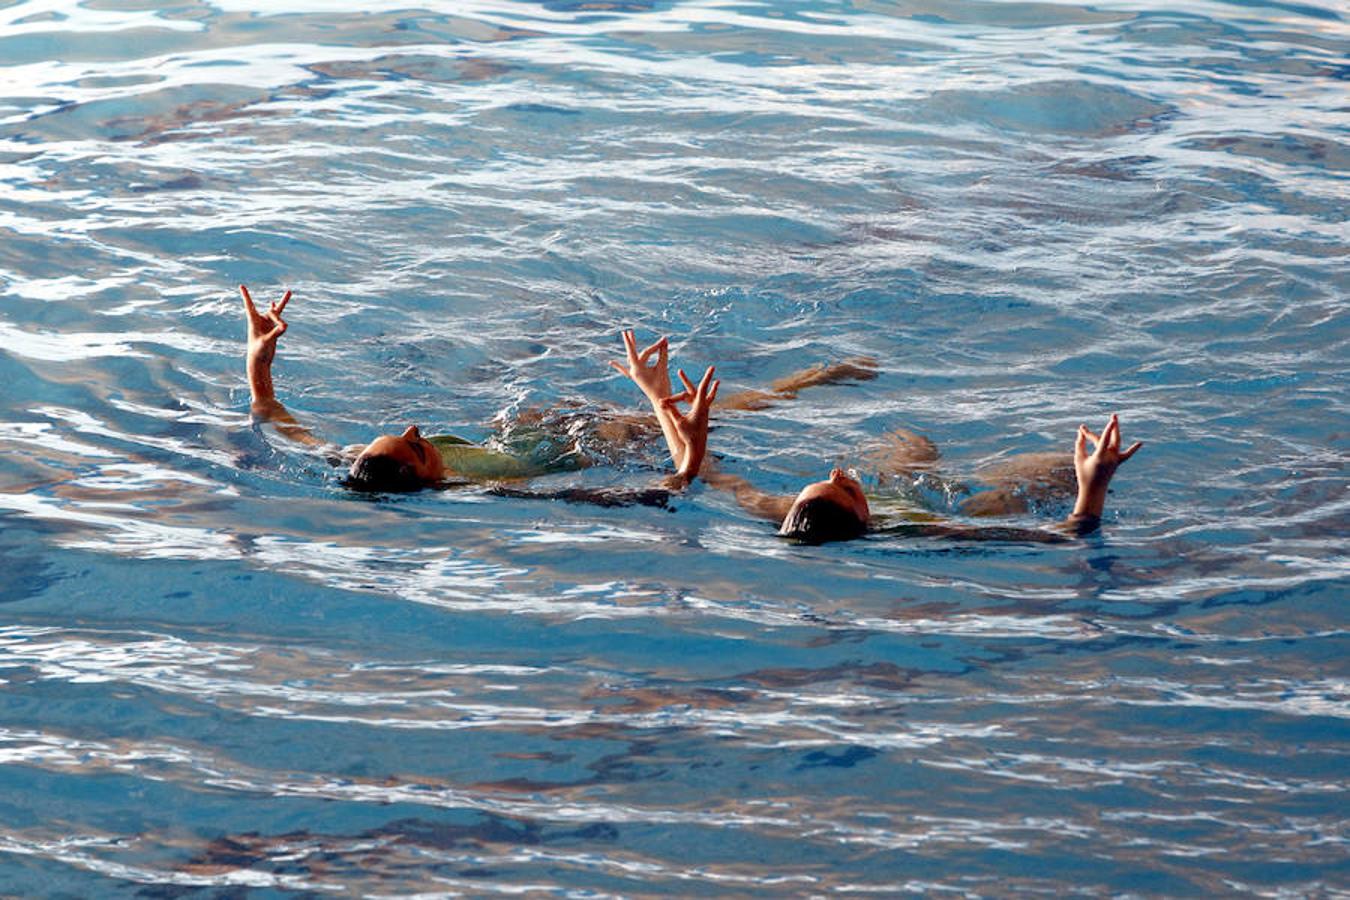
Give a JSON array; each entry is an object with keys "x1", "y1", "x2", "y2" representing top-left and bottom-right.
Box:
[
  {"x1": 765, "y1": 415, "x2": 1141, "y2": 542},
  {"x1": 241, "y1": 286, "x2": 878, "y2": 496},
  {"x1": 612, "y1": 331, "x2": 1143, "y2": 543},
  {"x1": 243, "y1": 285, "x2": 551, "y2": 491}
]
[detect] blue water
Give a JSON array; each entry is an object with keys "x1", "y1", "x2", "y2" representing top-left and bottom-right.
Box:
[{"x1": 1, "y1": 0, "x2": 1346, "y2": 894}]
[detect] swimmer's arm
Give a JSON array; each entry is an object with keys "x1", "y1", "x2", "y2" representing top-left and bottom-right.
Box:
[
  {"x1": 659, "y1": 366, "x2": 718, "y2": 483},
  {"x1": 609, "y1": 331, "x2": 720, "y2": 483},
  {"x1": 610, "y1": 331, "x2": 689, "y2": 471},
  {"x1": 241, "y1": 284, "x2": 325, "y2": 450},
  {"x1": 873, "y1": 520, "x2": 1073, "y2": 543},
  {"x1": 1057, "y1": 413, "x2": 1143, "y2": 536},
  {"x1": 700, "y1": 464, "x2": 795, "y2": 523}
]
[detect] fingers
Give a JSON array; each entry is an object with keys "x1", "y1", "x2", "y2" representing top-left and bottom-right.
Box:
[
  {"x1": 662, "y1": 391, "x2": 693, "y2": 407},
  {"x1": 1084, "y1": 413, "x2": 1139, "y2": 462},
  {"x1": 242, "y1": 285, "x2": 291, "y2": 329},
  {"x1": 1101, "y1": 414, "x2": 1120, "y2": 451},
  {"x1": 607, "y1": 360, "x2": 631, "y2": 378},
  {"x1": 677, "y1": 368, "x2": 696, "y2": 395},
  {"x1": 664, "y1": 376, "x2": 718, "y2": 410},
  {"x1": 240, "y1": 284, "x2": 258, "y2": 320},
  {"x1": 638, "y1": 335, "x2": 666, "y2": 365},
  {"x1": 621, "y1": 329, "x2": 637, "y2": 363},
  {"x1": 694, "y1": 372, "x2": 717, "y2": 409}
]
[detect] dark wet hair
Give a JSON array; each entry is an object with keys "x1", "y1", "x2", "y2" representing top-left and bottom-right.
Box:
[
  {"x1": 778, "y1": 497, "x2": 867, "y2": 544},
  {"x1": 343, "y1": 454, "x2": 423, "y2": 493}
]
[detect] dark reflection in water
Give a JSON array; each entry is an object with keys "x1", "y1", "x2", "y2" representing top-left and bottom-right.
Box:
[{"x1": 0, "y1": 518, "x2": 61, "y2": 605}]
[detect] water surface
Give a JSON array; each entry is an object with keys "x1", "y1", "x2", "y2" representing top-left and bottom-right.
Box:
[{"x1": 0, "y1": 0, "x2": 1347, "y2": 894}]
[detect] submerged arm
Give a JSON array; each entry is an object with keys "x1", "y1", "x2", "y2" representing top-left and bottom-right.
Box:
[
  {"x1": 872, "y1": 519, "x2": 1072, "y2": 543},
  {"x1": 700, "y1": 464, "x2": 795, "y2": 523}
]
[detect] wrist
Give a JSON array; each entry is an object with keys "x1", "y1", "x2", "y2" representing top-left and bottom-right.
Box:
[
  {"x1": 677, "y1": 446, "x2": 705, "y2": 481},
  {"x1": 1064, "y1": 511, "x2": 1102, "y2": 536},
  {"x1": 247, "y1": 356, "x2": 275, "y2": 403},
  {"x1": 1072, "y1": 487, "x2": 1105, "y2": 518}
]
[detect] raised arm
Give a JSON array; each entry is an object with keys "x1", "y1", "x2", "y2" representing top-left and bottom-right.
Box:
[
  {"x1": 932, "y1": 414, "x2": 1141, "y2": 539},
  {"x1": 609, "y1": 330, "x2": 685, "y2": 465},
  {"x1": 608, "y1": 330, "x2": 725, "y2": 485},
  {"x1": 660, "y1": 365, "x2": 719, "y2": 484},
  {"x1": 241, "y1": 284, "x2": 324, "y2": 449}
]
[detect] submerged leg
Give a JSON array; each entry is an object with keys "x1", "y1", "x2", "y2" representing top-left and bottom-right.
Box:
[
  {"x1": 961, "y1": 451, "x2": 1075, "y2": 517},
  {"x1": 859, "y1": 426, "x2": 940, "y2": 479},
  {"x1": 582, "y1": 352, "x2": 880, "y2": 455},
  {"x1": 717, "y1": 357, "x2": 879, "y2": 411}
]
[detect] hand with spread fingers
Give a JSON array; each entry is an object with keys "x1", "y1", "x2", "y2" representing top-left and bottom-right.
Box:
[
  {"x1": 608, "y1": 329, "x2": 672, "y2": 402},
  {"x1": 662, "y1": 365, "x2": 719, "y2": 480},
  {"x1": 243, "y1": 284, "x2": 289, "y2": 360},
  {"x1": 609, "y1": 328, "x2": 699, "y2": 484},
  {"x1": 241, "y1": 283, "x2": 291, "y2": 409},
  {"x1": 1071, "y1": 413, "x2": 1143, "y2": 520}
]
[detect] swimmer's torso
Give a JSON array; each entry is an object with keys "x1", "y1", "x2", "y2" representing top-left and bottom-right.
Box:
[{"x1": 429, "y1": 434, "x2": 580, "y2": 480}]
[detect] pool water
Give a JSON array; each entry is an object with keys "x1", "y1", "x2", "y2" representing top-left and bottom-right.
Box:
[{"x1": 0, "y1": 0, "x2": 1346, "y2": 894}]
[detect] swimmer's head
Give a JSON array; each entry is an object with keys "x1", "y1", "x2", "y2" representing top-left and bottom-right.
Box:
[
  {"x1": 344, "y1": 425, "x2": 444, "y2": 492},
  {"x1": 778, "y1": 468, "x2": 870, "y2": 544}
]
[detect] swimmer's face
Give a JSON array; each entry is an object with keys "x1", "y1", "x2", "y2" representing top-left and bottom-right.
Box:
[
  {"x1": 357, "y1": 425, "x2": 444, "y2": 482},
  {"x1": 785, "y1": 467, "x2": 870, "y2": 525}
]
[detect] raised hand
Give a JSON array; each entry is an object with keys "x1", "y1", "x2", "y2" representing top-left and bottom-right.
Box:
[
  {"x1": 661, "y1": 365, "x2": 719, "y2": 479},
  {"x1": 242, "y1": 284, "x2": 291, "y2": 367},
  {"x1": 608, "y1": 329, "x2": 672, "y2": 401},
  {"x1": 1072, "y1": 413, "x2": 1143, "y2": 518},
  {"x1": 241, "y1": 284, "x2": 291, "y2": 407}
]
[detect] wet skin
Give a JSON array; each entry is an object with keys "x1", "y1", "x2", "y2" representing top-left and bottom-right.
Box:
[
  {"x1": 244, "y1": 296, "x2": 1140, "y2": 536},
  {"x1": 353, "y1": 425, "x2": 446, "y2": 483},
  {"x1": 779, "y1": 468, "x2": 870, "y2": 535}
]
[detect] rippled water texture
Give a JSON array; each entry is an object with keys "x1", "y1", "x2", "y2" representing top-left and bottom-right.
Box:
[{"x1": 1, "y1": 0, "x2": 1347, "y2": 895}]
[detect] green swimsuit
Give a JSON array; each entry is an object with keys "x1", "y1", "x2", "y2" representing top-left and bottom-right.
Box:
[{"x1": 428, "y1": 434, "x2": 580, "y2": 480}]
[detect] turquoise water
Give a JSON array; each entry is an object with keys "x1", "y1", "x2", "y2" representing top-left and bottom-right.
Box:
[{"x1": 1, "y1": 0, "x2": 1347, "y2": 894}]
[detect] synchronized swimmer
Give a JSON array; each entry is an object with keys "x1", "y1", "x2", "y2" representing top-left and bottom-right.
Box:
[{"x1": 242, "y1": 284, "x2": 1142, "y2": 544}]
